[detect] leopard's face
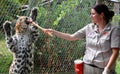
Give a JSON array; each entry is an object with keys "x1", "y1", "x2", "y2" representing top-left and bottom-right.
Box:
[{"x1": 15, "y1": 16, "x2": 30, "y2": 33}]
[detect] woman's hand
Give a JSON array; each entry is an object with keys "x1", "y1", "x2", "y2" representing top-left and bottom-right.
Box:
[
  {"x1": 43, "y1": 29, "x2": 54, "y2": 36},
  {"x1": 102, "y1": 67, "x2": 110, "y2": 74}
]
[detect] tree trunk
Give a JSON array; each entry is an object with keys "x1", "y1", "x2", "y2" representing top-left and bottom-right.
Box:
[
  {"x1": 114, "y1": 3, "x2": 119, "y2": 14},
  {"x1": 96, "y1": 0, "x2": 102, "y2": 4}
]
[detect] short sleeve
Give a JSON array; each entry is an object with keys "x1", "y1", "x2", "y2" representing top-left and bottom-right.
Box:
[
  {"x1": 73, "y1": 25, "x2": 87, "y2": 39},
  {"x1": 111, "y1": 26, "x2": 120, "y2": 48}
]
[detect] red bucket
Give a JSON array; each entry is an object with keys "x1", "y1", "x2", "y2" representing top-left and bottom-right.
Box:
[{"x1": 74, "y1": 59, "x2": 84, "y2": 74}]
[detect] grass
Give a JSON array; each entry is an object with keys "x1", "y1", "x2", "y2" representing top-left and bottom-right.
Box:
[
  {"x1": 116, "y1": 59, "x2": 120, "y2": 74},
  {"x1": 0, "y1": 39, "x2": 120, "y2": 74},
  {"x1": 0, "y1": 39, "x2": 12, "y2": 73}
]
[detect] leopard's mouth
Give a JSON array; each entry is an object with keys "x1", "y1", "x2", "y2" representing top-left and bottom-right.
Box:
[{"x1": 25, "y1": 17, "x2": 30, "y2": 25}]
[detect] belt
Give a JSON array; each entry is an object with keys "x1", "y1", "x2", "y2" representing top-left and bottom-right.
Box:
[{"x1": 86, "y1": 64, "x2": 104, "y2": 70}]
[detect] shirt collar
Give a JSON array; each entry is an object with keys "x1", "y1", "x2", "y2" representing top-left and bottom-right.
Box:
[
  {"x1": 93, "y1": 23, "x2": 111, "y2": 33},
  {"x1": 103, "y1": 23, "x2": 111, "y2": 31}
]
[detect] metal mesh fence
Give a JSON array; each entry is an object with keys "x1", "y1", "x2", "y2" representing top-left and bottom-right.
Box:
[{"x1": 0, "y1": 0, "x2": 120, "y2": 74}]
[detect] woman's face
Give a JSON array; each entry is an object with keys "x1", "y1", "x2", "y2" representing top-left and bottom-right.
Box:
[{"x1": 90, "y1": 9, "x2": 103, "y2": 24}]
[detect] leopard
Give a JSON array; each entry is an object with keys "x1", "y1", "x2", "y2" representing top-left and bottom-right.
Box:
[{"x1": 3, "y1": 7, "x2": 39, "y2": 74}]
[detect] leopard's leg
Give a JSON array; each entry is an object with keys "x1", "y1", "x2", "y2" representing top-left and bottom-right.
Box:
[
  {"x1": 29, "y1": 7, "x2": 37, "y2": 21},
  {"x1": 29, "y1": 7, "x2": 39, "y2": 43},
  {"x1": 3, "y1": 21, "x2": 17, "y2": 53},
  {"x1": 3, "y1": 21, "x2": 12, "y2": 37}
]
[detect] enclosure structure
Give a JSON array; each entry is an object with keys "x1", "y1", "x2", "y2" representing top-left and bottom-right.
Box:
[{"x1": 0, "y1": 0, "x2": 120, "y2": 74}]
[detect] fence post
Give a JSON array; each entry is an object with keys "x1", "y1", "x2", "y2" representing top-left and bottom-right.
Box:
[{"x1": 96, "y1": 0, "x2": 102, "y2": 4}]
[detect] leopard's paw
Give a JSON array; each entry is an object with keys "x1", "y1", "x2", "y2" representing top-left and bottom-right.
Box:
[
  {"x1": 29, "y1": 7, "x2": 38, "y2": 21},
  {"x1": 3, "y1": 21, "x2": 12, "y2": 36}
]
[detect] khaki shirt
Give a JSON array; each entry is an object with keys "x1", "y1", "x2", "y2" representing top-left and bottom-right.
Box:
[{"x1": 74, "y1": 23, "x2": 120, "y2": 68}]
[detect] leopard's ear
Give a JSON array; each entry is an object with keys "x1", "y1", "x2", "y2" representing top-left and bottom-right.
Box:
[
  {"x1": 13, "y1": 15, "x2": 20, "y2": 20},
  {"x1": 16, "y1": 15, "x2": 20, "y2": 19},
  {"x1": 29, "y1": 7, "x2": 38, "y2": 21}
]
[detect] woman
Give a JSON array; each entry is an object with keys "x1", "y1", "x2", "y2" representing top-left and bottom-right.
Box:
[{"x1": 43, "y1": 4, "x2": 120, "y2": 74}]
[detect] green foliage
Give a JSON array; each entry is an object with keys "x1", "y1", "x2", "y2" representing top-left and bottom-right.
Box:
[
  {"x1": 34, "y1": 0, "x2": 96, "y2": 73},
  {"x1": 53, "y1": 11, "x2": 66, "y2": 25},
  {"x1": 112, "y1": 14, "x2": 120, "y2": 26},
  {"x1": 18, "y1": 0, "x2": 28, "y2": 4},
  {"x1": 0, "y1": 0, "x2": 20, "y2": 20},
  {"x1": 113, "y1": 14, "x2": 120, "y2": 21},
  {"x1": 116, "y1": 60, "x2": 120, "y2": 74},
  {"x1": 0, "y1": 0, "x2": 29, "y2": 21}
]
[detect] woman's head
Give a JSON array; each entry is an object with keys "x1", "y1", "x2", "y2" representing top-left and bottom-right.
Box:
[{"x1": 91, "y1": 4, "x2": 114, "y2": 24}]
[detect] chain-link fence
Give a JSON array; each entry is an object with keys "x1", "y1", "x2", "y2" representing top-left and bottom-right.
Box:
[{"x1": 0, "y1": 0, "x2": 120, "y2": 74}]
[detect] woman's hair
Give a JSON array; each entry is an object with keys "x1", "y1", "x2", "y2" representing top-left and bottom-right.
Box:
[{"x1": 92, "y1": 4, "x2": 114, "y2": 24}]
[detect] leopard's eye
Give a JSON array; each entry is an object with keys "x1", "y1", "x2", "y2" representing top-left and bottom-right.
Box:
[
  {"x1": 19, "y1": 19, "x2": 22, "y2": 21},
  {"x1": 26, "y1": 17, "x2": 28, "y2": 20}
]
